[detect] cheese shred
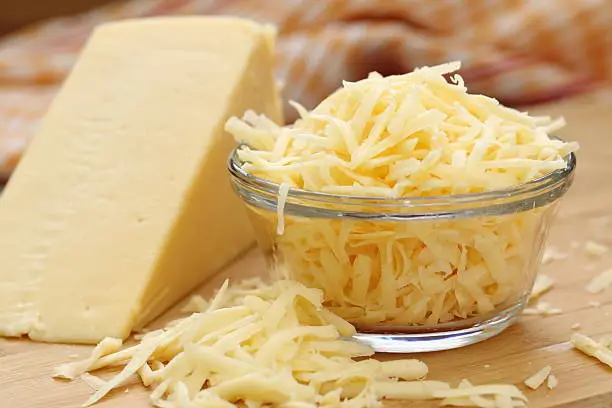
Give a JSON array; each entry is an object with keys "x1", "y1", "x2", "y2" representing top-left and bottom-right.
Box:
[
  {"x1": 585, "y1": 269, "x2": 612, "y2": 294},
  {"x1": 523, "y1": 366, "x2": 552, "y2": 390},
  {"x1": 571, "y1": 333, "x2": 612, "y2": 368}
]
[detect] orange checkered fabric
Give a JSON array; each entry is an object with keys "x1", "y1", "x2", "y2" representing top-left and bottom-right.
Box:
[{"x1": 0, "y1": 0, "x2": 611, "y2": 177}]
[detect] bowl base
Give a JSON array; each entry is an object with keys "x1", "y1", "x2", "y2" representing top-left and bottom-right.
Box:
[{"x1": 352, "y1": 303, "x2": 521, "y2": 353}]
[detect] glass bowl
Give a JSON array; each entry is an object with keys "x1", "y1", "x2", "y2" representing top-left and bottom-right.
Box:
[{"x1": 228, "y1": 146, "x2": 576, "y2": 353}]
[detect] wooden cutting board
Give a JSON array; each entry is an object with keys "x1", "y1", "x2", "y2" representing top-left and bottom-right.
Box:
[{"x1": 1, "y1": 93, "x2": 612, "y2": 408}]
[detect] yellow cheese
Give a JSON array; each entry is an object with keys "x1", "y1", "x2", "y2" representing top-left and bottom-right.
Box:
[
  {"x1": 585, "y1": 240, "x2": 608, "y2": 257},
  {"x1": 523, "y1": 365, "x2": 552, "y2": 390},
  {"x1": 529, "y1": 274, "x2": 554, "y2": 301},
  {"x1": 56, "y1": 278, "x2": 529, "y2": 408},
  {"x1": 585, "y1": 269, "x2": 612, "y2": 294},
  {"x1": 0, "y1": 17, "x2": 282, "y2": 344},
  {"x1": 227, "y1": 62, "x2": 578, "y2": 328},
  {"x1": 571, "y1": 333, "x2": 612, "y2": 368},
  {"x1": 546, "y1": 374, "x2": 558, "y2": 390}
]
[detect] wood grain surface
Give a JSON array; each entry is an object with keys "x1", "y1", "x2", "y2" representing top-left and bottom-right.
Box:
[{"x1": 1, "y1": 93, "x2": 611, "y2": 407}]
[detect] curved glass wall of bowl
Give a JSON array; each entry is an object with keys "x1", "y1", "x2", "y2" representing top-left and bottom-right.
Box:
[{"x1": 228, "y1": 146, "x2": 576, "y2": 353}]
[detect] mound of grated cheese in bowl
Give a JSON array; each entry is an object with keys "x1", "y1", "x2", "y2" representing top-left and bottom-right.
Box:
[{"x1": 226, "y1": 61, "x2": 577, "y2": 344}]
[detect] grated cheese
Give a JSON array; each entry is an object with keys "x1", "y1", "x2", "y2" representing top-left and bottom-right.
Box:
[
  {"x1": 541, "y1": 246, "x2": 568, "y2": 265},
  {"x1": 80, "y1": 373, "x2": 106, "y2": 391},
  {"x1": 571, "y1": 333, "x2": 612, "y2": 368},
  {"x1": 585, "y1": 269, "x2": 612, "y2": 294},
  {"x1": 523, "y1": 366, "x2": 551, "y2": 390},
  {"x1": 436, "y1": 379, "x2": 527, "y2": 407},
  {"x1": 276, "y1": 182, "x2": 290, "y2": 235},
  {"x1": 546, "y1": 374, "x2": 558, "y2": 390},
  {"x1": 56, "y1": 279, "x2": 530, "y2": 408},
  {"x1": 585, "y1": 241, "x2": 608, "y2": 257},
  {"x1": 227, "y1": 62, "x2": 578, "y2": 328},
  {"x1": 529, "y1": 274, "x2": 554, "y2": 301},
  {"x1": 522, "y1": 302, "x2": 562, "y2": 316},
  {"x1": 53, "y1": 337, "x2": 122, "y2": 380}
]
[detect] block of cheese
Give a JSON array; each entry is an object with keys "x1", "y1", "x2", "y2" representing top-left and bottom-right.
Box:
[{"x1": 0, "y1": 17, "x2": 283, "y2": 344}]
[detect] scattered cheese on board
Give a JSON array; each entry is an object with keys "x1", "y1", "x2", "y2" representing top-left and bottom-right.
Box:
[
  {"x1": 541, "y1": 246, "x2": 568, "y2": 265},
  {"x1": 522, "y1": 302, "x2": 562, "y2": 316},
  {"x1": 529, "y1": 274, "x2": 555, "y2": 301},
  {"x1": 585, "y1": 241, "x2": 609, "y2": 257},
  {"x1": 435, "y1": 379, "x2": 527, "y2": 407},
  {"x1": 80, "y1": 373, "x2": 106, "y2": 391},
  {"x1": 585, "y1": 269, "x2": 612, "y2": 294},
  {"x1": 227, "y1": 61, "x2": 578, "y2": 328},
  {"x1": 55, "y1": 279, "x2": 528, "y2": 408},
  {"x1": 571, "y1": 333, "x2": 612, "y2": 368},
  {"x1": 53, "y1": 338, "x2": 122, "y2": 380},
  {"x1": 546, "y1": 374, "x2": 558, "y2": 390},
  {"x1": 523, "y1": 366, "x2": 552, "y2": 390}
]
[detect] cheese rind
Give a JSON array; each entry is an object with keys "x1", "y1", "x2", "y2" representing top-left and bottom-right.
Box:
[{"x1": 0, "y1": 17, "x2": 282, "y2": 343}]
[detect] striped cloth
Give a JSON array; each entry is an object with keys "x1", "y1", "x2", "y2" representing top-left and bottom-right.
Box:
[{"x1": 0, "y1": 0, "x2": 611, "y2": 178}]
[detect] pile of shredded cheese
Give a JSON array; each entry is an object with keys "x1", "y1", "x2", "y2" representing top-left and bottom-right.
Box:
[
  {"x1": 266, "y1": 212, "x2": 543, "y2": 327},
  {"x1": 228, "y1": 62, "x2": 576, "y2": 197},
  {"x1": 226, "y1": 61, "x2": 578, "y2": 327},
  {"x1": 55, "y1": 279, "x2": 527, "y2": 408}
]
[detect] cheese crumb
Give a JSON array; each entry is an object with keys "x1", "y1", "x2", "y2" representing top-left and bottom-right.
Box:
[
  {"x1": 585, "y1": 241, "x2": 608, "y2": 257},
  {"x1": 585, "y1": 269, "x2": 612, "y2": 294},
  {"x1": 542, "y1": 246, "x2": 568, "y2": 265},
  {"x1": 523, "y1": 302, "x2": 562, "y2": 316},
  {"x1": 588, "y1": 301, "x2": 601, "y2": 308},
  {"x1": 571, "y1": 323, "x2": 581, "y2": 330},
  {"x1": 524, "y1": 366, "x2": 552, "y2": 390},
  {"x1": 529, "y1": 274, "x2": 554, "y2": 301},
  {"x1": 546, "y1": 374, "x2": 558, "y2": 390},
  {"x1": 571, "y1": 333, "x2": 612, "y2": 368}
]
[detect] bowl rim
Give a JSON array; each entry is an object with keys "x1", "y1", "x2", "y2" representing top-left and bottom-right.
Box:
[{"x1": 227, "y1": 140, "x2": 576, "y2": 209}]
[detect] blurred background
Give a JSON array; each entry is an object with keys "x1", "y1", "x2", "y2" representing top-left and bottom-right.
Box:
[
  {"x1": 0, "y1": 0, "x2": 113, "y2": 35},
  {"x1": 0, "y1": 0, "x2": 610, "y2": 183}
]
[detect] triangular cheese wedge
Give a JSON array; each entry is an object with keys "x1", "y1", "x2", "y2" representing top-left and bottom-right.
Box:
[{"x1": 0, "y1": 17, "x2": 282, "y2": 343}]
